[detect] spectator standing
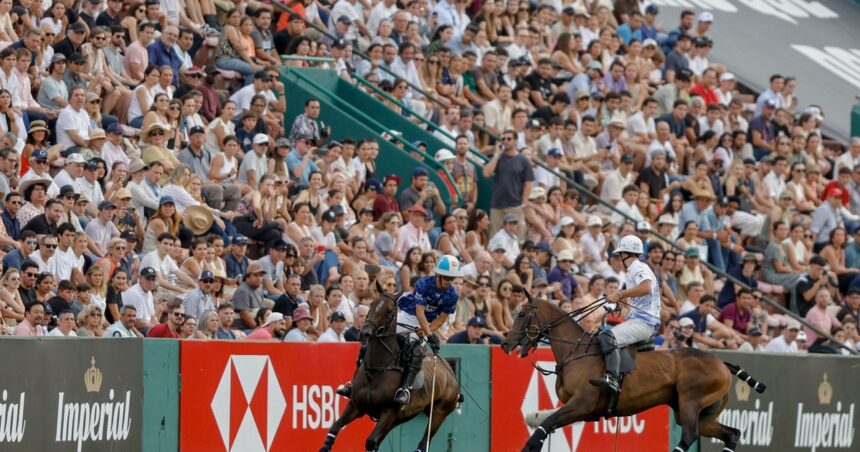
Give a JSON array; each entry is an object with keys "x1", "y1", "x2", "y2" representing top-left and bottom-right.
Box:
[{"x1": 483, "y1": 129, "x2": 534, "y2": 239}]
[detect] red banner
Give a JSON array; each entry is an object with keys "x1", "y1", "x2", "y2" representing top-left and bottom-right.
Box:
[
  {"x1": 490, "y1": 347, "x2": 669, "y2": 452},
  {"x1": 180, "y1": 341, "x2": 375, "y2": 452}
]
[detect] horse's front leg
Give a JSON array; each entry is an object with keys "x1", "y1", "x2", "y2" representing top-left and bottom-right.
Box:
[
  {"x1": 365, "y1": 407, "x2": 399, "y2": 452},
  {"x1": 522, "y1": 395, "x2": 597, "y2": 452},
  {"x1": 320, "y1": 401, "x2": 363, "y2": 452}
]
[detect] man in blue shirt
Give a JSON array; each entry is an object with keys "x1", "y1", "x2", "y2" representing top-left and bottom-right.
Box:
[
  {"x1": 1, "y1": 191, "x2": 22, "y2": 241},
  {"x1": 616, "y1": 11, "x2": 643, "y2": 45},
  {"x1": 547, "y1": 249, "x2": 580, "y2": 301},
  {"x1": 224, "y1": 236, "x2": 250, "y2": 280},
  {"x1": 286, "y1": 133, "x2": 320, "y2": 185},
  {"x1": 679, "y1": 190, "x2": 726, "y2": 271},
  {"x1": 147, "y1": 25, "x2": 183, "y2": 86}
]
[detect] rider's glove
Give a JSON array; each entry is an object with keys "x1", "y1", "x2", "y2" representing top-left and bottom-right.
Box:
[{"x1": 427, "y1": 334, "x2": 441, "y2": 354}]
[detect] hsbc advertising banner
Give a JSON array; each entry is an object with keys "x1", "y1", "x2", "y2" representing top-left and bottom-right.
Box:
[
  {"x1": 490, "y1": 347, "x2": 669, "y2": 452},
  {"x1": 702, "y1": 352, "x2": 858, "y2": 452},
  {"x1": 180, "y1": 341, "x2": 376, "y2": 451},
  {"x1": 0, "y1": 338, "x2": 143, "y2": 452}
]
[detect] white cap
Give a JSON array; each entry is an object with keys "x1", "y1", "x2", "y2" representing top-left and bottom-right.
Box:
[
  {"x1": 679, "y1": 317, "x2": 694, "y2": 327},
  {"x1": 642, "y1": 38, "x2": 658, "y2": 48},
  {"x1": 261, "y1": 312, "x2": 284, "y2": 327},
  {"x1": 253, "y1": 134, "x2": 270, "y2": 145},
  {"x1": 559, "y1": 216, "x2": 575, "y2": 227},
  {"x1": 636, "y1": 221, "x2": 651, "y2": 232},
  {"x1": 720, "y1": 72, "x2": 735, "y2": 82},
  {"x1": 657, "y1": 214, "x2": 678, "y2": 226},
  {"x1": 434, "y1": 149, "x2": 455, "y2": 162},
  {"x1": 698, "y1": 11, "x2": 714, "y2": 22},
  {"x1": 66, "y1": 153, "x2": 85, "y2": 164},
  {"x1": 556, "y1": 250, "x2": 574, "y2": 262},
  {"x1": 529, "y1": 186, "x2": 546, "y2": 200},
  {"x1": 796, "y1": 331, "x2": 808, "y2": 342},
  {"x1": 587, "y1": 216, "x2": 602, "y2": 227}
]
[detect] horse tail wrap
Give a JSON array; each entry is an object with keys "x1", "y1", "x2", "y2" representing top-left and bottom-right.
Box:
[{"x1": 724, "y1": 361, "x2": 766, "y2": 393}]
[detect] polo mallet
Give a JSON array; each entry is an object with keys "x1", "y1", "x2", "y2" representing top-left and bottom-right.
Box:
[{"x1": 425, "y1": 352, "x2": 438, "y2": 452}]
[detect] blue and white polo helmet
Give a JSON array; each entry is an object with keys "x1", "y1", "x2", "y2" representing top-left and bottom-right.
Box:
[{"x1": 435, "y1": 255, "x2": 462, "y2": 278}]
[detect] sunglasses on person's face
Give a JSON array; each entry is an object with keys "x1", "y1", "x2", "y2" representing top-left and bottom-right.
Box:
[
  {"x1": 200, "y1": 279, "x2": 215, "y2": 284},
  {"x1": 35, "y1": 159, "x2": 47, "y2": 165},
  {"x1": 43, "y1": 244, "x2": 57, "y2": 249},
  {"x1": 168, "y1": 107, "x2": 179, "y2": 111},
  {"x1": 150, "y1": 131, "x2": 164, "y2": 136},
  {"x1": 478, "y1": 282, "x2": 491, "y2": 287},
  {"x1": 173, "y1": 312, "x2": 186, "y2": 318}
]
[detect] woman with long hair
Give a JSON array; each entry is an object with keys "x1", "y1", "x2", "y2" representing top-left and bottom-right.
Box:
[
  {"x1": 657, "y1": 193, "x2": 683, "y2": 238},
  {"x1": 285, "y1": 36, "x2": 311, "y2": 68},
  {"x1": 95, "y1": 238, "x2": 127, "y2": 289},
  {"x1": 507, "y1": 254, "x2": 534, "y2": 293},
  {"x1": 86, "y1": 266, "x2": 108, "y2": 310},
  {"x1": 418, "y1": 252, "x2": 437, "y2": 278},
  {"x1": 143, "y1": 197, "x2": 184, "y2": 253},
  {"x1": 198, "y1": 310, "x2": 219, "y2": 339},
  {"x1": 551, "y1": 33, "x2": 583, "y2": 80},
  {"x1": 763, "y1": 221, "x2": 803, "y2": 309},
  {"x1": 435, "y1": 213, "x2": 472, "y2": 263},
  {"x1": 292, "y1": 171, "x2": 324, "y2": 221},
  {"x1": 0, "y1": 88, "x2": 21, "y2": 139},
  {"x1": 128, "y1": 65, "x2": 160, "y2": 128},
  {"x1": 676, "y1": 221, "x2": 706, "y2": 262},
  {"x1": 398, "y1": 246, "x2": 422, "y2": 292},
  {"x1": 104, "y1": 267, "x2": 129, "y2": 324},
  {"x1": 0, "y1": 269, "x2": 24, "y2": 324},
  {"x1": 783, "y1": 223, "x2": 811, "y2": 271},
  {"x1": 465, "y1": 209, "x2": 490, "y2": 256},
  {"x1": 233, "y1": 174, "x2": 285, "y2": 252},
  {"x1": 21, "y1": 120, "x2": 51, "y2": 175},
  {"x1": 181, "y1": 237, "x2": 213, "y2": 280},
  {"x1": 785, "y1": 161, "x2": 817, "y2": 213},
  {"x1": 286, "y1": 202, "x2": 314, "y2": 245},
  {"x1": 418, "y1": 56, "x2": 441, "y2": 97},
  {"x1": 214, "y1": 9, "x2": 260, "y2": 83},
  {"x1": 39, "y1": 1, "x2": 67, "y2": 43},
  {"x1": 120, "y1": 2, "x2": 147, "y2": 44},
  {"x1": 34, "y1": 273, "x2": 53, "y2": 304},
  {"x1": 374, "y1": 211, "x2": 402, "y2": 268},
  {"x1": 820, "y1": 227, "x2": 860, "y2": 294},
  {"x1": 76, "y1": 305, "x2": 105, "y2": 337},
  {"x1": 490, "y1": 280, "x2": 514, "y2": 334}
]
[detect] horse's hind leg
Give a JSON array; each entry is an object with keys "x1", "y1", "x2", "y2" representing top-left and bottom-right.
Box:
[
  {"x1": 674, "y1": 401, "x2": 701, "y2": 452},
  {"x1": 415, "y1": 398, "x2": 457, "y2": 452},
  {"x1": 320, "y1": 401, "x2": 363, "y2": 452},
  {"x1": 699, "y1": 417, "x2": 740, "y2": 452},
  {"x1": 365, "y1": 408, "x2": 398, "y2": 452}
]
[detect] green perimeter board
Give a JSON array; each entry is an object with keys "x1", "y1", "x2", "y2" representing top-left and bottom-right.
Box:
[{"x1": 143, "y1": 339, "x2": 180, "y2": 452}]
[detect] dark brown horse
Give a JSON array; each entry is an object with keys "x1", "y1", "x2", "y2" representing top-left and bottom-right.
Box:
[
  {"x1": 320, "y1": 292, "x2": 461, "y2": 452},
  {"x1": 500, "y1": 296, "x2": 766, "y2": 452}
]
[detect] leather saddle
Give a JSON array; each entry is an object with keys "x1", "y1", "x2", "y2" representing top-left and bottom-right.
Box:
[{"x1": 618, "y1": 335, "x2": 657, "y2": 377}]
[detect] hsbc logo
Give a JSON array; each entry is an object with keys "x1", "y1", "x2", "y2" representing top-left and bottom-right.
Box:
[
  {"x1": 520, "y1": 361, "x2": 649, "y2": 451},
  {"x1": 210, "y1": 355, "x2": 287, "y2": 452}
]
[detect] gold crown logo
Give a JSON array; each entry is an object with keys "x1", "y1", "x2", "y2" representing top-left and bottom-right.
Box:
[
  {"x1": 84, "y1": 356, "x2": 102, "y2": 393},
  {"x1": 735, "y1": 378, "x2": 750, "y2": 402},
  {"x1": 818, "y1": 373, "x2": 832, "y2": 405}
]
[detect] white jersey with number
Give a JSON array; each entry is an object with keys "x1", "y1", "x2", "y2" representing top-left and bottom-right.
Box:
[{"x1": 624, "y1": 260, "x2": 661, "y2": 327}]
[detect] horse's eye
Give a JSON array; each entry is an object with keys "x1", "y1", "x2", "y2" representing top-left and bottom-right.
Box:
[{"x1": 518, "y1": 312, "x2": 525, "y2": 317}]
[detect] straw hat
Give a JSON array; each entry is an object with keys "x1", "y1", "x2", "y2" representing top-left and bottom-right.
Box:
[
  {"x1": 29, "y1": 120, "x2": 49, "y2": 134},
  {"x1": 182, "y1": 205, "x2": 214, "y2": 235},
  {"x1": 18, "y1": 178, "x2": 52, "y2": 198},
  {"x1": 142, "y1": 122, "x2": 170, "y2": 142}
]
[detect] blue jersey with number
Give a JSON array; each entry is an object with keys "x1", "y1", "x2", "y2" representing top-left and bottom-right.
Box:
[{"x1": 397, "y1": 276, "x2": 458, "y2": 322}]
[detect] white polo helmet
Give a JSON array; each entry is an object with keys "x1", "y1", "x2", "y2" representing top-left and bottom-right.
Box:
[
  {"x1": 614, "y1": 235, "x2": 644, "y2": 256},
  {"x1": 435, "y1": 255, "x2": 463, "y2": 278}
]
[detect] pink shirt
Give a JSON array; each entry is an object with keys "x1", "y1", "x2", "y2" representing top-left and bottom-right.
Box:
[
  {"x1": 123, "y1": 41, "x2": 149, "y2": 78},
  {"x1": 803, "y1": 305, "x2": 839, "y2": 344},
  {"x1": 13, "y1": 318, "x2": 41, "y2": 336},
  {"x1": 245, "y1": 328, "x2": 274, "y2": 341}
]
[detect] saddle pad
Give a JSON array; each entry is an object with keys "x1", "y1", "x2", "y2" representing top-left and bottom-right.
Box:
[{"x1": 411, "y1": 366, "x2": 425, "y2": 391}]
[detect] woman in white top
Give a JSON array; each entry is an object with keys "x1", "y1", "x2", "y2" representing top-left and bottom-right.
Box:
[
  {"x1": 0, "y1": 0, "x2": 18, "y2": 46},
  {"x1": 330, "y1": 141, "x2": 358, "y2": 194},
  {"x1": 209, "y1": 135, "x2": 243, "y2": 188},
  {"x1": 205, "y1": 100, "x2": 236, "y2": 154},
  {"x1": 39, "y1": 1, "x2": 67, "y2": 41},
  {"x1": 129, "y1": 65, "x2": 160, "y2": 128}
]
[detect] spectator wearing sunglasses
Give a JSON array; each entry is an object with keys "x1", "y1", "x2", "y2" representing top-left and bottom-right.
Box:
[{"x1": 147, "y1": 299, "x2": 185, "y2": 338}]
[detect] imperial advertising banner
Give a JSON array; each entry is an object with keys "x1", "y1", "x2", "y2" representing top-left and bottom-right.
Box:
[
  {"x1": 0, "y1": 338, "x2": 143, "y2": 452},
  {"x1": 490, "y1": 347, "x2": 669, "y2": 452},
  {"x1": 702, "y1": 351, "x2": 858, "y2": 452}
]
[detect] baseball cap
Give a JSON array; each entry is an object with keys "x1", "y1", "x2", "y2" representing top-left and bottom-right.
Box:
[
  {"x1": 120, "y1": 231, "x2": 137, "y2": 241},
  {"x1": 31, "y1": 149, "x2": 48, "y2": 160},
  {"x1": 336, "y1": 15, "x2": 352, "y2": 25},
  {"x1": 411, "y1": 167, "x2": 429, "y2": 178},
  {"x1": 272, "y1": 239, "x2": 289, "y2": 251},
  {"x1": 785, "y1": 320, "x2": 801, "y2": 331},
  {"x1": 763, "y1": 98, "x2": 777, "y2": 109},
  {"x1": 467, "y1": 316, "x2": 486, "y2": 327},
  {"x1": 330, "y1": 311, "x2": 347, "y2": 322},
  {"x1": 262, "y1": 312, "x2": 285, "y2": 327},
  {"x1": 698, "y1": 11, "x2": 714, "y2": 22},
  {"x1": 69, "y1": 22, "x2": 87, "y2": 33},
  {"x1": 253, "y1": 134, "x2": 270, "y2": 145},
  {"x1": 182, "y1": 66, "x2": 204, "y2": 75},
  {"x1": 159, "y1": 196, "x2": 175, "y2": 206},
  {"x1": 188, "y1": 125, "x2": 206, "y2": 136},
  {"x1": 321, "y1": 209, "x2": 337, "y2": 222},
  {"x1": 642, "y1": 38, "x2": 658, "y2": 48},
  {"x1": 676, "y1": 68, "x2": 693, "y2": 82},
  {"x1": 59, "y1": 185, "x2": 78, "y2": 198},
  {"x1": 199, "y1": 270, "x2": 215, "y2": 281},
  {"x1": 84, "y1": 160, "x2": 99, "y2": 171},
  {"x1": 291, "y1": 308, "x2": 312, "y2": 322},
  {"x1": 547, "y1": 148, "x2": 563, "y2": 157},
  {"x1": 587, "y1": 61, "x2": 602, "y2": 71},
  {"x1": 98, "y1": 200, "x2": 117, "y2": 210},
  {"x1": 645, "y1": 4, "x2": 659, "y2": 15},
  {"x1": 748, "y1": 327, "x2": 762, "y2": 336},
  {"x1": 684, "y1": 247, "x2": 700, "y2": 258},
  {"x1": 50, "y1": 54, "x2": 66, "y2": 64},
  {"x1": 254, "y1": 70, "x2": 272, "y2": 81},
  {"x1": 636, "y1": 221, "x2": 651, "y2": 232},
  {"x1": 809, "y1": 255, "x2": 827, "y2": 266},
  {"x1": 68, "y1": 52, "x2": 85, "y2": 63},
  {"x1": 533, "y1": 277, "x2": 548, "y2": 288},
  {"x1": 106, "y1": 123, "x2": 123, "y2": 135},
  {"x1": 535, "y1": 241, "x2": 552, "y2": 254},
  {"x1": 232, "y1": 235, "x2": 249, "y2": 245},
  {"x1": 140, "y1": 267, "x2": 157, "y2": 278},
  {"x1": 720, "y1": 72, "x2": 736, "y2": 82},
  {"x1": 275, "y1": 137, "x2": 291, "y2": 148},
  {"x1": 620, "y1": 153, "x2": 634, "y2": 163},
  {"x1": 796, "y1": 331, "x2": 808, "y2": 342},
  {"x1": 679, "y1": 317, "x2": 694, "y2": 327},
  {"x1": 66, "y1": 153, "x2": 85, "y2": 164},
  {"x1": 503, "y1": 213, "x2": 518, "y2": 224}
]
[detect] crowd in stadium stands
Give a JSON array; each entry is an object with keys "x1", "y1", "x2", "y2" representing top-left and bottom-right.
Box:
[{"x1": 0, "y1": 0, "x2": 859, "y2": 355}]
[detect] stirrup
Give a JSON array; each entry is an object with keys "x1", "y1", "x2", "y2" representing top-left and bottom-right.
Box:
[
  {"x1": 394, "y1": 388, "x2": 411, "y2": 405},
  {"x1": 336, "y1": 382, "x2": 352, "y2": 398},
  {"x1": 589, "y1": 375, "x2": 620, "y2": 394}
]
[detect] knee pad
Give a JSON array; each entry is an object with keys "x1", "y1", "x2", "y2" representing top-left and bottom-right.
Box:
[{"x1": 597, "y1": 330, "x2": 617, "y2": 355}]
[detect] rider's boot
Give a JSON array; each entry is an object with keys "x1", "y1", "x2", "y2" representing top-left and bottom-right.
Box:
[
  {"x1": 589, "y1": 331, "x2": 621, "y2": 401},
  {"x1": 336, "y1": 343, "x2": 367, "y2": 398},
  {"x1": 394, "y1": 342, "x2": 424, "y2": 404}
]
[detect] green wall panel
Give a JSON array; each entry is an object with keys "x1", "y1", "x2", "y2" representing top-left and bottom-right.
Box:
[{"x1": 143, "y1": 339, "x2": 180, "y2": 452}]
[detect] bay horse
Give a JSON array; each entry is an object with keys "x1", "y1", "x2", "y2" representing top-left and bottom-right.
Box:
[
  {"x1": 320, "y1": 291, "x2": 461, "y2": 452},
  {"x1": 500, "y1": 295, "x2": 766, "y2": 452}
]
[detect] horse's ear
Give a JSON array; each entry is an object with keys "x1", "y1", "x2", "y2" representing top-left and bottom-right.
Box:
[
  {"x1": 523, "y1": 287, "x2": 533, "y2": 304},
  {"x1": 374, "y1": 279, "x2": 384, "y2": 294},
  {"x1": 394, "y1": 290, "x2": 403, "y2": 300}
]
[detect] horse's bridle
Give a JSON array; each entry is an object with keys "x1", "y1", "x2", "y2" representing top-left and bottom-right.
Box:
[
  {"x1": 361, "y1": 293, "x2": 407, "y2": 378},
  {"x1": 510, "y1": 296, "x2": 605, "y2": 365}
]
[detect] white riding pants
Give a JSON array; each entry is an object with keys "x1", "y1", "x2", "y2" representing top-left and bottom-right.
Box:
[
  {"x1": 611, "y1": 319, "x2": 656, "y2": 348},
  {"x1": 396, "y1": 310, "x2": 420, "y2": 340}
]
